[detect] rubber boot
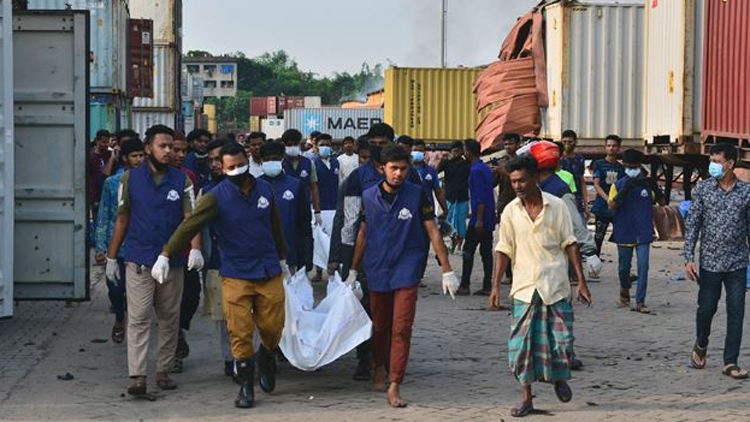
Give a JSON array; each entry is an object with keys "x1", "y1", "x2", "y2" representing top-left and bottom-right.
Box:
[
  {"x1": 257, "y1": 345, "x2": 277, "y2": 393},
  {"x1": 234, "y1": 359, "x2": 255, "y2": 408}
]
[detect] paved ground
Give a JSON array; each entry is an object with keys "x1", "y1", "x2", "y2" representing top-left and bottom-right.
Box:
[{"x1": 1, "y1": 241, "x2": 749, "y2": 421}]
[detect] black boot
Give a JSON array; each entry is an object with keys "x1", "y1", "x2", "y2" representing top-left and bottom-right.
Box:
[
  {"x1": 234, "y1": 359, "x2": 255, "y2": 408},
  {"x1": 224, "y1": 360, "x2": 234, "y2": 377},
  {"x1": 256, "y1": 345, "x2": 277, "y2": 393}
]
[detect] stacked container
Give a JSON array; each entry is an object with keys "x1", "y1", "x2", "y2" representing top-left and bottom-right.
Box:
[
  {"x1": 28, "y1": 0, "x2": 132, "y2": 139},
  {"x1": 130, "y1": 0, "x2": 183, "y2": 136}
]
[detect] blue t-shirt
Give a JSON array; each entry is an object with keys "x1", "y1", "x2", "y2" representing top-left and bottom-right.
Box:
[
  {"x1": 560, "y1": 153, "x2": 586, "y2": 212},
  {"x1": 591, "y1": 158, "x2": 625, "y2": 218},
  {"x1": 468, "y1": 161, "x2": 496, "y2": 230}
]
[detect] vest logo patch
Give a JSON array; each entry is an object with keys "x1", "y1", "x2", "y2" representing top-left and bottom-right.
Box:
[
  {"x1": 283, "y1": 190, "x2": 294, "y2": 200},
  {"x1": 166, "y1": 189, "x2": 180, "y2": 201},
  {"x1": 397, "y1": 208, "x2": 413, "y2": 220},
  {"x1": 334, "y1": 168, "x2": 339, "y2": 174},
  {"x1": 258, "y1": 196, "x2": 270, "y2": 209},
  {"x1": 640, "y1": 189, "x2": 648, "y2": 198},
  {"x1": 300, "y1": 169, "x2": 309, "y2": 178},
  {"x1": 425, "y1": 174, "x2": 433, "y2": 181}
]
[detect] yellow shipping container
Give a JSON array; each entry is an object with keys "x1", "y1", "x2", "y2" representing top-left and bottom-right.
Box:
[
  {"x1": 203, "y1": 104, "x2": 217, "y2": 135},
  {"x1": 249, "y1": 115, "x2": 261, "y2": 132},
  {"x1": 384, "y1": 67, "x2": 483, "y2": 144}
]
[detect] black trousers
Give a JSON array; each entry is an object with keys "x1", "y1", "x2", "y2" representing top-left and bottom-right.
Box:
[
  {"x1": 461, "y1": 226, "x2": 494, "y2": 291},
  {"x1": 594, "y1": 216, "x2": 613, "y2": 257},
  {"x1": 179, "y1": 268, "x2": 202, "y2": 331}
]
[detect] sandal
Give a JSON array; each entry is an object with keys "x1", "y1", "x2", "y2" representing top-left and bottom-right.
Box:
[
  {"x1": 619, "y1": 289, "x2": 630, "y2": 307},
  {"x1": 510, "y1": 402, "x2": 534, "y2": 418},
  {"x1": 111, "y1": 323, "x2": 124, "y2": 344},
  {"x1": 127, "y1": 376, "x2": 147, "y2": 396},
  {"x1": 690, "y1": 343, "x2": 707, "y2": 369},
  {"x1": 155, "y1": 373, "x2": 177, "y2": 390},
  {"x1": 722, "y1": 364, "x2": 749, "y2": 380},
  {"x1": 554, "y1": 381, "x2": 573, "y2": 403},
  {"x1": 634, "y1": 304, "x2": 651, "y2": 314}
]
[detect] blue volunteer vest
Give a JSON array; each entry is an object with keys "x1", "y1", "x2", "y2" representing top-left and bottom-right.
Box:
[
  {"x1": 539, "y1": 173, "x2": 572, "y2": 198},
  {"x1": 611, "y1": 176, "x2": 654, "y2": 245},
  {"x1": 358, "y1": 160, "x2": 384, "y2": 192},
  {"x1": 124, "y1": 163, "x2": 187, "y2": 267},
  {"x1": 416, "y1": 164, "x2": 439, "y2": 193},
  {"x1": 283, "y1": 156, "x2": 313, "y2": 201},
  {"x1": 362, "y1": 182, "x2": 429, "y2": 292},
  {"x1": 210, "y1": 178, "x2": 282, "y2": 280},
  {"x1": 261, "y1": 173, "x2": 302, "y2": 268},
  {"x1": 315, "y1": 157, "x2": 340, "y2": 210}
]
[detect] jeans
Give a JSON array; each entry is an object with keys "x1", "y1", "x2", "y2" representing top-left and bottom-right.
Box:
[
  {"x1": 179, "y1": 268, "x2": 202, "y2": 331},
  {"x1": 106, "y1": 258, "x2": 126, "y2": 323},
  {"x1": 617, "y1": 244, "x2": 650, "y2": 305},
  {"x1": 594, "y1": 216, "x2": 613, "y2": 256},
  {"x1": 461, "y1": 226, "x2": 494, "y2": 291},
  {"x1": 696, "y1": 267, "x2": 747, "y2": 365}
]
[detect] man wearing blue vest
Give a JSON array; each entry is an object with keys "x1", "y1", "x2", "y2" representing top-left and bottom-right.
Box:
[
  {"x1": 350, "y1": 143, "x2": 459, "y2": 407},
  {"x1": 105, "y1": 125, "x2": 203, "y2": 396},
  {"x1": 328, "y1": 123, "x2": 423, "y2": 381},
  {"x1": 260, "y1": 141, "x2": 312, "y2": 272},
  {"x1": 184, "y1": 129, "x2": 213, "y2": 188},
  {"x1": 282, "y1": 129, "x2": 321, "y2": 273},
  {"x1": 156, "y1": 142, "x2": 289, "y2": 409},
  {"x1": 412, "y1": 139, "x2": 448, "y2": 219},
  {"x1": 608, "y1": 149, "x2": 663, "y2": 314},
  {"x1": 312, "y1": 133, "x2": 339, "y2": 281}
]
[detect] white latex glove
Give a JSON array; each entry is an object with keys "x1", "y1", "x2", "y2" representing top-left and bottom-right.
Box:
[
  {"x1": 586, "y1": 255, "x2": 603, "y2": 278},
  {"x1": 345, "y1": 270, "x2": 358, "y2": 287},
  {"x1": 280, "y1": 259, "x2": 291, "y2": 279},
  {"x1": 105, "y1": 257, "x2": 120, "y2": 282},
  {"x1": 442, "y1": 271, "x2": 460, "y2": 300},
  {"x1": 187, "y1": 249, "x2": 205, "y2": 271},
  {"x1": 151, "y1": 255, "x2": 170, "y2": 284},
  {"x1": 314, "y1": 213, "x2": 323, "y2": 226},
  {"x1": 350, "y1": 281, "x2": 364, "y2": 301}
]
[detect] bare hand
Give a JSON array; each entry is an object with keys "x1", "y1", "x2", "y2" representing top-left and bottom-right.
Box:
[
  {"x1": 475, "y1": 222, "x2": 484, "y2": 236},
  {"x1": 685, "y1": 262, "x2": 699, "y2": 283},
  {"x1": 327, "y1": 262, "x2": 339, "y2": 275},
  {"x1": 577, "y1": 283, "x2": 592, "y2": 306},
  {"x1": 488, "y1": 287, "x2": 501, "y2": 310}
]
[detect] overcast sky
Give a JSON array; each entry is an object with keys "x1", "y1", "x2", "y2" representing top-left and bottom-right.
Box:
[{"x1": 183, "y1": 0, "x2": 543, "y2": 76}]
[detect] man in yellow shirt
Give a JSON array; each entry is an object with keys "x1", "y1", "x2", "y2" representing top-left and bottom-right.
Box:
[{"x1": 489, "y1": 154, "x2": 592, "y2": 418}]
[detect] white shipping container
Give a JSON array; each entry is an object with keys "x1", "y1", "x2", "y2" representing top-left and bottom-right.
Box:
[
  {"x1": 284, "y1": 108, "x2": 384, "y2": 140},
  {"x1": 303, "y1": 96, "x2": 322, "y2": 109},
  {"x1": 133, "y1": 110, "x2": 176, "y2": 139},
  {"x1": 643, "y1": 0, "x2": 704, "y2": 152},
  {"x1": 133, "y1": 44, "x2": 179, "y2": 110},
  {"x1": 541, "y1": 2, "x2": 645, "y2": 148},
  {"x1": 261, "y1": 118, "x2": 285, "y2": 139},
  {"x1": 0, "y1": 0, "x2": 13, "y2": 317},
  {"x1": 129, "y1": 0, "x2": 181, "y2": 43}
]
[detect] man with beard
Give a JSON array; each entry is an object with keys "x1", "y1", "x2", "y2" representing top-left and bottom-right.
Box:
[
  {"x1": 184, "y1": 129, "x2": 213, "y2": 187},
  {"x1": 245, "y1": 131, "x2": 266, "y2": 177}
]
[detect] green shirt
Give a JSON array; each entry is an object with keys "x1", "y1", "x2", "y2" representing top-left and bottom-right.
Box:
[{"x1": 556, "y1": 169, "x2": 577, "y2": 194}]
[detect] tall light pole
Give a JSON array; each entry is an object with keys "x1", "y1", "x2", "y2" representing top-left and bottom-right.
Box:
[{"x1": 441, "y1": 0, "x2": 447, "y2": 67}]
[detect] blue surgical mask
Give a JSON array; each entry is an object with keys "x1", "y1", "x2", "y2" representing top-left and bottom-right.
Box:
[
  {"x1": 262, "y1": 161, "x2": 283, "y2": 178},
  {"x1": 286, "y1": 146, "x2": 301, "y2": 157},
  {"x1": 319, "y1": 146, "x2": 332, "y2": 158},
  {"x1": 625, "y1": 168, "x2": 641, "y2": 179},
  {"x1": 411, "y1": 151, "x2": 425, "y2": 162},
  {"x1": 708, "y1": 162, "x2": 725, "y2": 178}
]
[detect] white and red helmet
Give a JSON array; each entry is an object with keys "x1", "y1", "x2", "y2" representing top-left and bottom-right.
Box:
[{"x1": 517, "y1": 140, "x2": 560, "y2": 170}]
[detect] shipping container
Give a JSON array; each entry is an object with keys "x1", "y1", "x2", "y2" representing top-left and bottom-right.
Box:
[
  {"x1": 133, "y1": 44, "x2": 179, "y2": 110},
  {"x1": 261, "y1": 117, "x2": 285, "y2": 139},
  {"x1": 284, "y1": 108, "x2": 383, "y2": 139},
  {"x1": 203, "y1": 103, "x2": 216, "y2": 134},
  {"x1": 541, "y1": 2, "x2": 645, "y2": 153},
  {"x1": 90, "y1": 94, "x2": 130, "y2": 139},
  {"x1": 701, "y1": 0, "x2": 750, "y2": 153},
  {"x1": 132, "y1": 110, "x2": 176, "y2": 138},
  {"x1": 384, "y1": 67, "x2": 482, "y2": 143},
  {"x1": 304, "y1": 96, "x2": 322, "y2": 109},
  {"x1": 643, "y1": 0, "x2": 705, "y2": 155},
  {"x1": 283, "y1": 96, "x2": 305, "y2": 110},
  {"x1": 129, "y1": 0, "x2": 182, "y2": 44},
  {"x1": 28, "y1": 0, "x2": 129, "y2": 94},
  {"x1": 0, "y1": 0, "x2": 13, "y2": 317},
  {"x1": 13, "y1": 10, "x2": 89, "y2": 300},
  {"x1": 249, "y1": 115, "x2": 260, "y2": 132},
  {"x1": 250, "y1": 97, "x2": 266, "y2": 116},
  {"x1": 266, "y1": 96, "x2": 277, "y2": 116},
  {"x1": 129, "y1": 18, "x2": 153, "y2": 98}
]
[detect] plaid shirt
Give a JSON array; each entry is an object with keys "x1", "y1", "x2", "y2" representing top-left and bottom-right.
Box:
[
  {"x1": 94, "y1": 169, "x2": 125, "y2": 257},
  {"x1": 684, "y1": 178, "x2": 750, "y2": 272}
]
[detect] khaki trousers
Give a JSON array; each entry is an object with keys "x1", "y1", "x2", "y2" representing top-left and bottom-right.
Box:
[
  {"x1": 125, "y1": 263, "x2": 184, "y2": 377},
  {"x1": 222, "y1": 274, "x2": 285, "y2": 360}
]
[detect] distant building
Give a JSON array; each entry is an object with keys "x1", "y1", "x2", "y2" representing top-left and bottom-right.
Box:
[{"x1": 183, "y1": 56, "x2": 238, "y2": 98}]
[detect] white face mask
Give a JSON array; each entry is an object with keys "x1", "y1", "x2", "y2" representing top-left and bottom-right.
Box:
[
  {"x1": 625, "y1": 168, "x2": 641, "y2": 178},
  {"x1": 225, "y1": 164, "x2": 249, "y2": 176},
  {"x1": 286, "y1": 146, "x2": 301, "y2": 157}
]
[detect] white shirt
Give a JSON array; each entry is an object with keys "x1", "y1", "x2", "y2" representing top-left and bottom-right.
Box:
[
  {"x1": 249, "y1": 158, "x2": 264, "y2": 178},
  {"x1": 338, "y1": 153, "x2": 359, "y2": 185}
]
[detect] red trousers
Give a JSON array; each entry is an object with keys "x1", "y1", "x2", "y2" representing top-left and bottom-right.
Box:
[{"x1": 369, "y1": 285, "x2": 418, "y2": 384}]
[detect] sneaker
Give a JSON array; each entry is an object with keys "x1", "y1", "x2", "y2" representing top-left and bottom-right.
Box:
[
  {"x1": 473, "y1": 289, "x2": 491, "y2": 296},
  {"x1": 172, "y1": 357, "x2": 184, "y2": 374},
  {"x1": 634, "y1": 304, "x2": 651, "y2": 314},
  {"x1": 455, "y1": 286, "x2": 470, "y2": 296}
]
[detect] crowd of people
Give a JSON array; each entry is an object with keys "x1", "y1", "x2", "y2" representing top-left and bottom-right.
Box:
[{"x1": 87, "y1": 123, "x2": 749, "y2": 416}]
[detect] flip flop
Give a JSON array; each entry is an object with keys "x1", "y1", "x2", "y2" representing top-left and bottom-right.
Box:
[
  {"x1": 722, "y1": 364, "x2": 749, "y2": 380},
  {"x1": 510, "y1": 402, "x2": 534, "y2": 418},
  {"x1": 690, "y1": 342, "x2": 707, "y2": 369},
  {"x1": 554, "y1": 382, "x2": 573, "y2": 403},
  {"x1": 111, "y1": 324, "x2": 124, "y2": 344}
]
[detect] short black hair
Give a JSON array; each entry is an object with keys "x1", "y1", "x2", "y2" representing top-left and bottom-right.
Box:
[
  {"x1": 281, "y1": 129, "x2": 303, "y2": 144},
  {"x1": 206, "y1": 138, "x2": 228, "y2": 153},
  {"x1": 465, "y1": 138, "x2": 481, "y2": 156},
  {"x1": 310, "y1": 131, "x2": 322, "y2": 140},
  {"x1": 187, "y1": 128, "x2": 211, "y2": 143},
  {"x1": 120, "y1": 138, "x2": 144, "y2": 158},
  {"x1": 96, "y1": 129, "x2": 112, "y2": 140},
  {"x1": 367, "y1": 123, "x2": 395, "y2": 141},
  {"x1": 502, "y1": 133, "x2": 521, "y2": 144},
  {"x1": 115, "y1": 129, "x2": 139, "y2": 142},
  {"x1": 247, "y1": 131, "x2": 266, "y2": 141},
  {"x1": 396, "y1": 135, "x2": 414, "y2": 147},
  {"x1": 413, "y1": 139, "x2": 426, "y2": 148},
  {"x1": 219, "y1": 142, "x2": 247, "y2": 161},
  {"x1": 605, "y1": 134, "x2": 622, "y2": 145},
  {"x1": 317, "y1": 133, "x2": 332, "y2": 142},
  {"x1": 709, "y1": 143, "x2": 738, "y2": 162},
  {"x1": 622, "y1": 149, "x2": 644, "y2": 165},
  {"x1": 451, "y1": 140, "x2": 464, "y2": 150},
  {"x1": 507, "y1": 154, "x2": 539, "y2": 176},
  {"x1": 343, "y1": 136, "x2": 355, "y2": 145},
  {"x1": 357, "y1": 137, "x2": 370, "y2": 151},
  {"x1": 260, "y1": 141, "x2": 286, "y2": 158},
  {"x1": 562, "y1": 129, "x2": 578, "y2": 140},
  {"x1": 144, "y1": 124, "x2": 175, "y2": 144},
  {"x1": 381, "y1": 143, "x2": 410, "y2": 164}
]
